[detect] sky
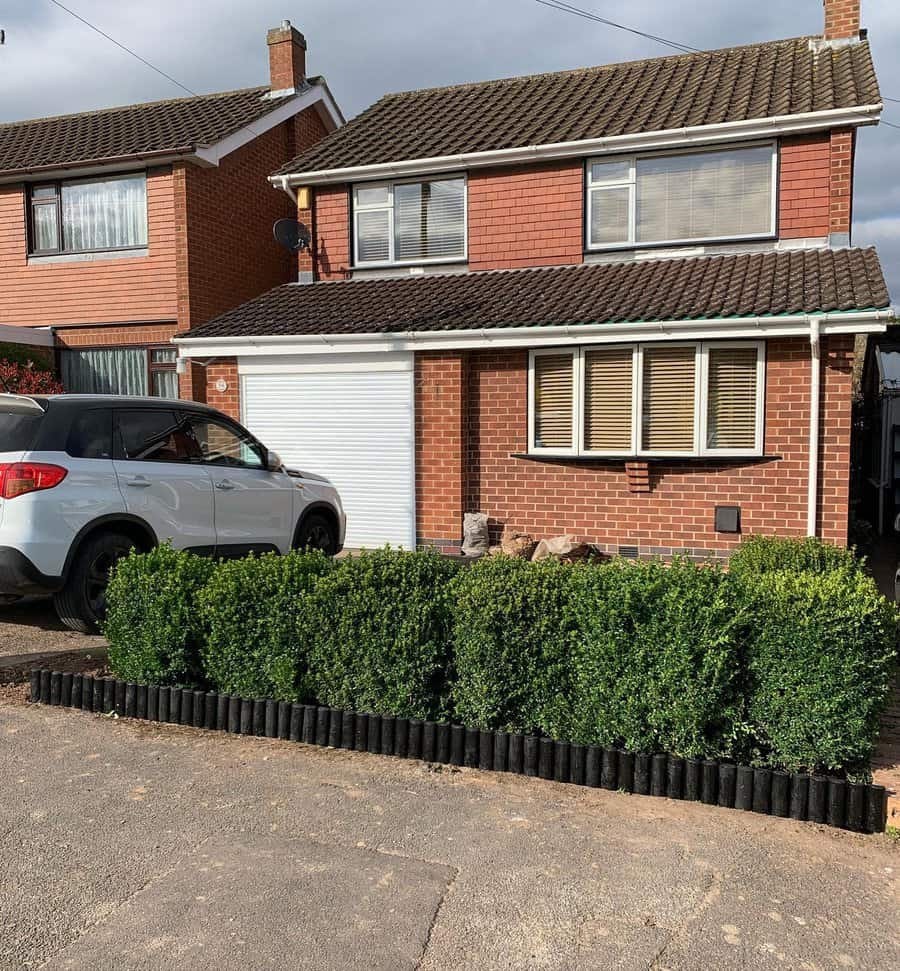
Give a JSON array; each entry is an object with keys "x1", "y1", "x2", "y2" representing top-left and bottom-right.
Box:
[{"x1": 2, "y1": 0, "x2": 899, "y2": 302}]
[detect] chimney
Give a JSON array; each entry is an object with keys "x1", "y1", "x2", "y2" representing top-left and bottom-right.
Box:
[
  {"x1": 267, "y1": 20, "x2": 306, "y2": 94},
  {"x1": 823, "y1": 0, "x2": 862, "y2": 42}
]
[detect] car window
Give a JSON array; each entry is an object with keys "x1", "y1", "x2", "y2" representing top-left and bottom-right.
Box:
[
  {"x1": 186, "y1": 416, "x2": 264, "y2": 469},
  {"x1": 66, "y1": 409, "x2": 113, "y2": 459},
  {"x1": 116, "y1": 409, "x2": 200, "y2": 463},
  {"x1": 0, "y1": 412, "x2": 42, "y2": 451}
]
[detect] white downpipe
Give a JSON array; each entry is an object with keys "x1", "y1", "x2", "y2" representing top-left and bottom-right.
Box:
[
  {"x1": 807, "y1": 317, "x2": 823, "y2": 537},
  {"x1": 276, "y1": 176, "x2": 297, "y2": 203}
]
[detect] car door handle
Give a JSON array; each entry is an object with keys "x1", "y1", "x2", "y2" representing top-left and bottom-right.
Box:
[
  {"x1": 126, "y1": 476, "x2": 151, "y2": 488},
  {"x1": 215, "y1": 479, "x2": 236, "y2": 491}
]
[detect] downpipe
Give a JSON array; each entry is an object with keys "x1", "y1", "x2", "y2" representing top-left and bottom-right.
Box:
[{"x1": 807, "y1": 317, "x2": 822, "y2": 538}]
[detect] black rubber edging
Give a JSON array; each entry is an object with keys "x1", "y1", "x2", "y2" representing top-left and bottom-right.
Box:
[{"x1": 29, "y1": 669, "x2": 890, "y2": 834}]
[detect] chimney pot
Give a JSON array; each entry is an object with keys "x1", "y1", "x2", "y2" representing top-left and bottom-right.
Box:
[{"x1": 267, "y1": 20, "x2": 307, "y2": 93}]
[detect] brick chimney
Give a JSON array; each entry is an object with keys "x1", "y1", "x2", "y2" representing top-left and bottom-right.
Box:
[
  {"x1": 823, "y1": 0, "x2": 861, "y2": 42},
  {"x1": 267, "y1": 20, "x2": 306, "y2": 93}
]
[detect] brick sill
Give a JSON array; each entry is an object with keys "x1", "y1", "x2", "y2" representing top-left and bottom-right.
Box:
[{"x1": 510, "y1": 453, "x2": 782, "y2": 466}]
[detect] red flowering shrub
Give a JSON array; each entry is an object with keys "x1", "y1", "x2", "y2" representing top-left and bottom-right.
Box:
[{"x1": 0, "y1": 359, "x2": 64, "y2": 395}]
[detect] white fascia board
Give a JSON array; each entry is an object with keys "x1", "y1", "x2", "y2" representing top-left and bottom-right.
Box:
[
  {"x1": 274, "y1": 104, "x2": 883, "y2": 186},
  {"x1": 175, "y1": 310, "x2": 891, "y2": 359},
  {"x1": 191, "y1": 85, "x2": 344, "y2": 168},
  {"x1": 0, "y1": 324, "x2": 56, "y2": 347}
]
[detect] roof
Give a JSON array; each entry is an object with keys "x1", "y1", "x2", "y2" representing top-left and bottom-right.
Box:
[
  {"x1": 182, "y1": 247, "x2": 889, "y2": 341},
  {"x1": 0, "y1": 81, "x2": 327, "y2": 177},
  {"x1": 278, "y1": 36, "x2": 880, "y2": 177}
]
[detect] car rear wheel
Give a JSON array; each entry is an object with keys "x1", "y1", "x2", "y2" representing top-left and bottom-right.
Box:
[
  {"x1": 294, "y1": 513, "x2": 338, "y2": 556},
  {"x1": 53, "y1": 531, "x2": 135, "y2": 633}
]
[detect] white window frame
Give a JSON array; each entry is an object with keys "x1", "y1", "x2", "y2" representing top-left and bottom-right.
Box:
[
  {"x1": 585, "y1": 142, "x2": 778, "y2": 252},
  {"x1": 527, "y1": 341, "x2": 765, "y2": 458},
  {"x1": 352, "y1": 173, "x2": 468, "y2": 268}
]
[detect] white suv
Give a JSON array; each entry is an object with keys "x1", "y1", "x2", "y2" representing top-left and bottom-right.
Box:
[{"x1": 0, "y1": 394, "x2": 346, "y2": 632}]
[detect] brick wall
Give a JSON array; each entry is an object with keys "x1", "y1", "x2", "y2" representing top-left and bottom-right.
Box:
[
  {"x1": 54, "y1": 322, "x2": 178, "y2": 348},
  {"x1": 779, "y1": 135, "x2": 831, "y2": 239},
  {"x1": 201, "y1": 358, "x2": 240, "y2": 419},
  {"x1": 414, "y1": 336, "x2": 853, "y2": 555},
  {"x1": 829, "y1": 129, "x2": 854, "y2": 237},
  {"x1": 0, "y1": 167, "x2": 178, "y2": 328},
  {"x1": 467, "y1": 162, "x2": 584, "y2": 271},
  {"x1": 416, "y1": 352, "x2": 468, "y2": 547},
  {"x1": 823, "y1": 0, "x2": 860, "y2": 40},
  {"x1": 300, "y1": 184, "x2": 351, "y2": 280}
]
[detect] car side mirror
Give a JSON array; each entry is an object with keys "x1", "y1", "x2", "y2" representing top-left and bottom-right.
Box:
[{"x1": 266, "y1": 450, "x2": 283, "y2": 472}]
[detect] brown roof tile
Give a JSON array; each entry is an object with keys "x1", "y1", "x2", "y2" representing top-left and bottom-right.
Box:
[
  {"x1": 278, "y1": 37, "x2": 880, "y2": 176},
  {"x1": 183, "y1": 248, "x2": 889, "y2": 341},
  {"x1": 0, "y1": 83, "x2": 324, "y2": 177}
]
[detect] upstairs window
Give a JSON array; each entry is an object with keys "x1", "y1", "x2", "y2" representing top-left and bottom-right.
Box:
[
  {"x1": 353, "y1": 176, "x2": 466, "y2": 266},
  {"x1": 28, "y1": 173, "x2": 148, "y2": 255},
  {"x1": 587, "y1": 144, "x2": 776, "y2": 250},
  {"x1": 529, "y1": 342, "x2": 764, "y2": 457}
]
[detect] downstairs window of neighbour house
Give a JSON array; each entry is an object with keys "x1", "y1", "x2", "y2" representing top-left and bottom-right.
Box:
[
  {"x1": 28, "y1": 174, "x2": 148, "y2": 255},
  {"x1": 61, "y1": 347, "x2": 178, "y2": 398},
  {"x1": 529, "y1": 342, "x2": 764, "y2": 457}
]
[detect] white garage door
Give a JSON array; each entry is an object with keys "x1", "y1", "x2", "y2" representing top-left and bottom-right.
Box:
[{"x1": 240, "y1": 352, "x2": 415, "y2": 549}]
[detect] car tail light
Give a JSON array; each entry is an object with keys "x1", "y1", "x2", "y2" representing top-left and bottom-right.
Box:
[{"x1": 0, "y1": 463, "x2": 68, "y2": 499}]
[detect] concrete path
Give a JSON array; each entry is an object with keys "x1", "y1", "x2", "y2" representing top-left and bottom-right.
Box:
[{"x1": 0, "y1": 698, "x2": 897, "y2": 971}]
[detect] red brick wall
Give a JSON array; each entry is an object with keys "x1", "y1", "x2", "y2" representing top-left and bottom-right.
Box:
[
  {"x1": 415, "y1": 336, "x2": 853, "y2": 554},
  {"x1": 823, "y1": 0, "x2": 860, "y2": 40},
  {"x1": 54, "y1": 322, "x2": 178, "y2": 348},
  {"x1": 301, "y1": 185, "x2": 351, "y2": 280},
  {"x1": 779, "y1": 132, "x2": 854, "y2": 240},
  {"x1": 829, "y1": 129, "x2": 854, "y2": 237},
  {"x1": 467, "y1": 162, "x2": 584, "y2": 271},
  {"x1": 201, "y1": 358, "x2": 240, "y2": 419},
  {"x1": 416, "y1": 353, "x2": 468, "y2": 547},
  {"x1": 0, "y1": 167, "x2": 178, "y2": 328}
]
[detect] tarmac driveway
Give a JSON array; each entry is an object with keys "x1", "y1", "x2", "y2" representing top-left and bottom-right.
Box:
[{"x1": 0, "y1": 695, "x2": 898, "y2": 971}]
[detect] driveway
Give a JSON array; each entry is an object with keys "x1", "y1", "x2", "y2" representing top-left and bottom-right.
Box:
[{"x1": 0, "y1": 694, "x2": 897, "y2": 970}]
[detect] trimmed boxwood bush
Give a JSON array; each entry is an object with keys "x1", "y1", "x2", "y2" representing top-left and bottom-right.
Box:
[
  {"x1": 565, "y1": 559, "x2": 747, "y2": 758},
  {"x1": 198, "y1": 550, "x2": 333, "y2": 701},
  {"x1": 304, "y1": 548, "x2": 460, "y2": 719},
  {"x1": 743, "y1": 567, "x2": 898, "y2": 775},
  {"x1": 105, "y1": 545, "x2": 216, "y2": 686},
  {"x1": 729, "y1": 535, "x2": 863, "y2": 578},
  {"x1": 451, "y1": 556, "x2": 577, "y2": 736}
]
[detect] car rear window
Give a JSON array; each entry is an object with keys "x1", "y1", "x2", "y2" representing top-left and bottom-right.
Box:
[
  {"x1": 0, "y1": 412, "x2": 42, "y2": 452},
  {"x1": 67, "y1": 409, "x2": 113, "y2": 459}
]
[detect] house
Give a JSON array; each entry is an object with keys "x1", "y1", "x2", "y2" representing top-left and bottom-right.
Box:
[
  {"x1": 0, "y1": 21, "x2": 343, "y2": 399},
  {"x1": 175, "y1": 0, "x2": 892, "y2": 556}
]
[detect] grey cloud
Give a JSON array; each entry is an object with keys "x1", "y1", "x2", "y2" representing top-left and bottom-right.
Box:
[{"x1": 1, "y1": 0, "x2": 898, "y2": 297}]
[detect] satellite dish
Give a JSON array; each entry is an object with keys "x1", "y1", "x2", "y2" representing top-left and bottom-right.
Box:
[{"x1": 273, "y1": 218, "x2": 310, "y2": 252}]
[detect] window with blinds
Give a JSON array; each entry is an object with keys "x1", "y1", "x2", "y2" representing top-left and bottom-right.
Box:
[
  {"x1": 532, "y1": 353, "x2": 575, "y2": 449},
  {"x1": 587, "y1": 143, "x2": 775, "y2": 250},
  {"x1": 584, "y1": 347, "x2": 634, "y2": 451},
  {"x1": 528, "y1": 342, "x2": 762, "y2": 457},
  {"x1": 706, "y1": 346, "x2": 759, "y2": 449},
  {"x1": 353, "y1": 176, "x2": 466, "y2": 265}
]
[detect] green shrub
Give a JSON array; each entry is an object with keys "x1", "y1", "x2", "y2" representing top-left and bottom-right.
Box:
[
  {"x1": 566, "y1": 559, "x2": 747, "y2": 757},
  {"x1": 105, "y1": 546, "x2": 216, "y2": 686},
  {"x1": 198, "y1": 551, "x2": 333, "y2": 701},
  {"x1": 451, "y1": 556, "x2": 577, "y2": 736},
  {"x1": 305, "y1": 548, "x2": 460, "y2": 719},
  {"x1": 729, "y1": 535, "x2": 863, "y2": 579},
  {"x1": 743, "y1": 568, "x2": 898, "y2": 774}
]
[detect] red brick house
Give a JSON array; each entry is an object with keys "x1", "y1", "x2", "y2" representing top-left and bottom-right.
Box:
[
  {"x1": 0, "y1": 21, "x2": 342, "y2": 399},
  {"x1": 176, "y1": 0, "x2": 892, "y2": 556}
]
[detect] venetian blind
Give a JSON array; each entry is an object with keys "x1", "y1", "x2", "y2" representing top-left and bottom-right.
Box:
[
  {"x1": 394, "y1": 178, "x2": 466, "y2": 261},
  {"x1": 706, "y1": 347, "x2": 759, "y2": 449},
  {"x1": 584, "y1": 347, "x2": 633, "y2": 451},
  {"x1": 636, "y1": 146, "x2": 773, "y2": 243},
  {"x1": 641, "y1": 346, "x2": 696, "y2": 451},
  {"x1": 533, "y1": 354, "x2": 574, "y2": 448}
]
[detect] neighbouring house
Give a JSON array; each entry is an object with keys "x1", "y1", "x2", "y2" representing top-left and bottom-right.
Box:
[
  {"x1": 0, "y1": 20, "x2": 343, "y2": 400},
  {"x1": 176, "y1": 0, "x2": 892, "y2": 556}
]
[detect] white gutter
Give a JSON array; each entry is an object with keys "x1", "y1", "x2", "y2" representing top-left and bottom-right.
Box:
[
  {"x1": 272, "y1": 104, "x2": 884, "y2": 186},
  {"x1": 174, "y1": 310, "x2": 892, "y2": 359},
  {"x1": 276, "y1": 175, "x2": 297, "y2": 203},
  {"x1": 807, "y1": 317, "x2": 823, "y2": 537}
]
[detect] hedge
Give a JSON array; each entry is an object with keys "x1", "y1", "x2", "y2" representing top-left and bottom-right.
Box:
[
  {"x1": 105, "y1": 545, "x2": 216, "y2": 686},
  {"x1": 198, "y1": 551, "x2": 332, "y2": 701},
  {"x1": 104, "y1": 538, "x2": 899, "y2": 776}
]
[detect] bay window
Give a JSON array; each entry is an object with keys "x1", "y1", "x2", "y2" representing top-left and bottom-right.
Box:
[
  {"x1": 529, "y1": 342, "x2": 764, "y2": 457},
  {"x1": 587, "y1": 143, "x2": 776, "y2": 250},
  {"x1": 28, "y1": 173, "x2": 148, "y2": 255},
  {"x1": 353, "y1": 175, "x2": 466, "y2": 266}
]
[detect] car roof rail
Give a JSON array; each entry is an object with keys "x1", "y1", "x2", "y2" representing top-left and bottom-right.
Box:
[{"x1": 0, "y1": 393, "x2": 46, "y2": 414}]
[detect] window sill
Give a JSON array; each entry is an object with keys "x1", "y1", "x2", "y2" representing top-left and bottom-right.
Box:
[
  {"x1": 27, "y1": 248, "x2": 149, "y2": 265},
  {"x1": 511, "y1": 453, "x2": 781, "y2": 465}
]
